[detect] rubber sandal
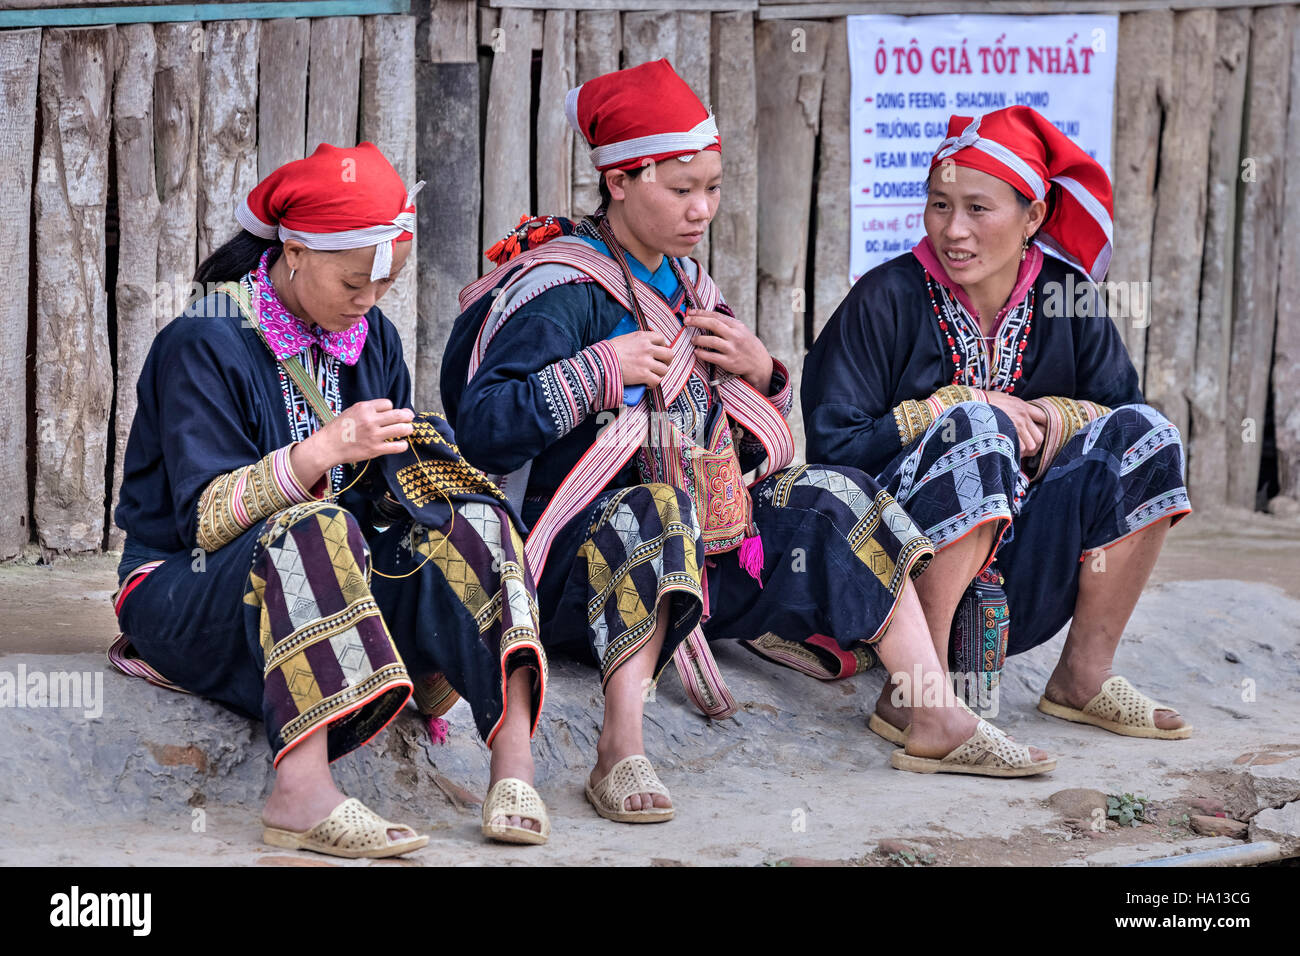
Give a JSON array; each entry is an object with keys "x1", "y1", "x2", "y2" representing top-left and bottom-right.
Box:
[
  {"x1": 890, "y1": 719, "x2": 1057, "y2": 777},
  {"x1": 1037, "y1": 675, "x2": 1192, "y2": 740},
  {"x1": 261, "y1": 797, "x2": 429, "y2": 859},
  {"x1": 868, "y1": 711, "x2": 909, "y2": 746},
  {"x1": 481, "y1": 778, "x2": 550, "y2": 846},
  {"x1": 585, "y1": 755, "x2": 675, "y2": 824}
]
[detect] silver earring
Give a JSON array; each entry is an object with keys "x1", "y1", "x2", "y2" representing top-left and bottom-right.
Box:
[{"x1": 289, "y1": 268, "x2": 296, "y2": 281}]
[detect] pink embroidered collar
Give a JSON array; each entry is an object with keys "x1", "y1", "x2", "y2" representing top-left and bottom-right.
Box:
[
  {"x1": 250, "y1": 248, "x2": 368, "y2": 365},
  {"x1": 911, "y1": 235, "x2": 1043, "y2": 333}
]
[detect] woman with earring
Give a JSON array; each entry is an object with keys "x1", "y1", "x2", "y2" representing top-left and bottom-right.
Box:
[
  {"x1": 804, "y1": 106, "x2": 1193, "y2": 747},
  {"x1": 113, "y1": 142, "x2": 550, "y2": 856},
  {"x1": 442, "y1": 63, "x2": 1058, "y2": 825}
]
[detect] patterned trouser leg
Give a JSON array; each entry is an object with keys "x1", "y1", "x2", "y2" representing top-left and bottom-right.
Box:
[
  {"x1": 369, "y1": 500, "x2": 547, "y2": 746},
  {"x1": 245, "y1": 501, "x2": 412, "y2": 765},
  {"x1": 538, "y1": 483, "x2": 705, "y2": 689},
  {"x1": 705, "y1": 464, "x2": 933, "y2": 666},
  {"x1": 877, "y1": 400, "x2": 1025, "y2": 563},
  {"x1": 996, "y1": 402, "x2": 1192, "y2": 656}
]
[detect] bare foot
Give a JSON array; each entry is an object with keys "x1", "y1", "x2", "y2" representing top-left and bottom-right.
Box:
[
  {"x1": 874, "y1": 682, "x2": 910, "y2": 734},
  {"x1": 590, "y1": 741, "x2": 672, "y2": 813},
  {"x1": 1043, "y1": 665, "x2": 1186, "y2": 732},
  {"x1": 488, "y1": 671, "x2": 546, "y2": 832},
  {"x1": 262, "y1": 782, "x2": 410, "y2": 844},
  {"x1": 905, "y1": 701, "x2": 1052, "y2": 764}
]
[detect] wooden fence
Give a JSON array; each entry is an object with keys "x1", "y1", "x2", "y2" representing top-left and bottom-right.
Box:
[{"x1": 1, "y1": 0, "x2": 1297, "y2": 559}]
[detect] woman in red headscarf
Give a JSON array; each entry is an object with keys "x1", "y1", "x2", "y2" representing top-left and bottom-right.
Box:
[
  {"x1": 112, "y1": 142, "x2": 550, "y2": 856},
  {"x1": 443, "y1": 61, "x2": 1060, "y2": 824},
  {"x1": 804, "y1": 106, "x2": 1193, "y2": 745}
]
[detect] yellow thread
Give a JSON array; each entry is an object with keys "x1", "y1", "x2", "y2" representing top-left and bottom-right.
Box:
[{"x1": 367, "y1": 436, "x2": 456, "y2": 581}]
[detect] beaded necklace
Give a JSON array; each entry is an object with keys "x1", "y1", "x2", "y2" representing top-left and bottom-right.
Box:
[{"x1": 924, "y1": 272, "x2": 1034, "y2": 395}]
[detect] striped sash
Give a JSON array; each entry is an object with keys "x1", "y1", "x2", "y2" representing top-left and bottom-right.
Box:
[{"x1": 461, "y1": 237, "x2": 795, "y2": 719}]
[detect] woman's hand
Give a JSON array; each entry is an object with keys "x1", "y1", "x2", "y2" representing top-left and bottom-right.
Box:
[
  {"x1": 984, "y1": 390, "x2": 1046, "y2": 459},
  {"x1": 610, "y1": 330, "x2": 675, "y2": 387},
  {"x1": 290, "y1": 399, "x2": 415, "y2": 489},
  {"x1": 686, "y1": 309, "x2": 774, "y2": 393}
]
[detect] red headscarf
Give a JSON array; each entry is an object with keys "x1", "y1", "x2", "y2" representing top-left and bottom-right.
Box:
[
  {"x1": 929, "y1": 106, "x2": 1113, "y2": 282},
  {"x1": 566, "y1": 58, "x2": 720, "y2": 172},
  {"x1": 236, "y1": 142, "x2": 424, "y2": 282}
]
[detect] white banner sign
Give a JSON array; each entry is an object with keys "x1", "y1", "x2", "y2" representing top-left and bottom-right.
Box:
[{"x1": 847, "y1": 14, "x2": 1117, "y2": 283}]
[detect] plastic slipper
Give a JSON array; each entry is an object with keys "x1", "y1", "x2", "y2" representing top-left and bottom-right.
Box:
[
  {"x1": 482, "y1": 778, "x2": 550, "y2": 846},
  {"x1": 1037, "y1": 675, "x2": 1192, "y2": 740},
  {"x1": 869, "y1": 697, "x2": 980, "y2": 746},
  {"x1": 868, "y1": 711, "x2": 909, "y2": 746},
  {"x1": 262, "y1": 798, "x2": 429, "y2": 859},
  {"x1": 585, "y1": 755, "x2": 675, "y2": 824},
  {"x1": 890, "y1": 719, "x2": 1056, "y2": 777}
]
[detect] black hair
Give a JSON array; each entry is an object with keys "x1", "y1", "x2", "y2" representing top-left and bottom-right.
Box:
[
  {"x1": 194, "y1": 229, "x2": 280, "y2": 284},
  {"x1": 597, "y1": 165, "x2": 647, "y2": 210}
]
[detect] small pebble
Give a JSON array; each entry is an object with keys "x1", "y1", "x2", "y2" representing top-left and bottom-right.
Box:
[{"x1": 1224, "y1": 650, "x2": 1240, "y2": 663}]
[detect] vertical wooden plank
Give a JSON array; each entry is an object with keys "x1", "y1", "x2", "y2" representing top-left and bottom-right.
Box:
[
  {"x1": 427, "y1": 0, "x2": 475, "y2": 62},
  {"x1": 812, "y1": 17, "x2": 849, "y2": 342},
  {"x1": 111, "y1": 24, "x2": 160, "y2": 552},
  {"x1": 571, "y1": 11, "x2": 620, "y2": 218},
  {"x1": 622, "y1": 10, "x2": 676, "y2": 69},
  {"x1": 1144, "y1": 10, "x2": 1215, "y2": 450},
  {"x1": 0, "y1": 29, "x2": 40, "y2": 559},
  {"x1": 710, "y1": 11, "x2": 756, "y2": 331},
  {"x1": 257, "y1": 18, "x2": 309, "y2": 180},
  {"x1": 360, "y1": 14, "x2": 418, "y2": 388},
  {"x1": 675, "y1": 12, "x2": 711, "y2": 267},
  {"x1": 1270, "y1": 14, "x2": 1300, "y2": 504},
  {"x1": 481, "y1": 9, "x2": 536, "y2": 261},
  {"x1": 1111, "y1": 10, "x2": 1173, "y2": 385},
  {"x1": 1227, "y1": 5, "x2": 1292, "y2": 510},
  {"x1": 416, "y1": 0, "x2": 478, "y2": 410},
  {"x1": 34, "y1": 27, "x2": 115, "y2": 554},
  {"x1": 197, "y1": 19, "x2": 259, "y2": 262},
  {"x1": 756, "y1": 20, "x2": 827, "y2": 458},
  {"x1": 1190, "y1": 8, "x2": 1250, "y2": 510},
  {"x1": 674, "y1": 13, "x2": 710, "y2": 103},
  {"x1": 536, "y1": 10, "x2": 575, "y2": 217},
  {"x1": 307, "y1": 17, "x2": 362, "y2": 153},
  {"x1": 153, "y1": 21, "x2": 201, "y2": 326}
]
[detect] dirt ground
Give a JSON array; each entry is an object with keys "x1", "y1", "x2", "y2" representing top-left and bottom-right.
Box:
[{"x1": 1, "y1": 505, "x2": 1297, "y2": 867}]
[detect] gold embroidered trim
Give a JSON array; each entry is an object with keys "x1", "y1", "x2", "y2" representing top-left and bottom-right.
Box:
[
  {"x1": 196, "y1": 446, "x2": 312, "y2": 553},
  {"x1": 892, "y1": 385, "x2": 983, "y2": 446}
]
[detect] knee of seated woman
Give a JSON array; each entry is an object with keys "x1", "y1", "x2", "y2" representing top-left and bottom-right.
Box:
[
  {"x1": 935, "y1": 400, "x2": 1018, "y2": 449},
  {"x1": 1099, "y1": 403, "x2": 1181, "y2": 443},
  {"x1": 626, "y1": 483, "x2": 702, "y2": 535},
  {"x1": 268, "y1": 500, "x2": 361, "y2": 538}
]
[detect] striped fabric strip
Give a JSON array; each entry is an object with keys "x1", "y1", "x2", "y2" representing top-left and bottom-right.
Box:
[
  {"x1": 671, "y1": 627, "x2": 737, "y2": 719},
  {"x1": 588, "y1": 340, "x2": 623, "y2": 409},
  {"x1": 106, "y1": 633, "x2": 189, "y2": 695},
  {"x1": 480, "y1": 239, "x2": 793, "y2": 578}
]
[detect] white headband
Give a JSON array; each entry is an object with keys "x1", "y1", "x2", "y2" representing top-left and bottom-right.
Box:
[{"x1": 236, "y1": 180, "x2": 426, "y2": 281}]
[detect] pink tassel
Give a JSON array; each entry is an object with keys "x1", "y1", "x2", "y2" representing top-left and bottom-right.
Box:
[
  {"x1": 739, "y1": 533, "x2": 765, "y2": 587},
  {"x1": 426, "y1": 715, "x2": 449, "y2": 745}
]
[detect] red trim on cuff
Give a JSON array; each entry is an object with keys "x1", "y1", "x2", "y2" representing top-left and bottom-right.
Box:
[
  {"x1": 279, "y1": 443, "x2": 329, "y2": 502},
  {"x1": 588, "y1": 340, "x2": 624, "y2": 410}
]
